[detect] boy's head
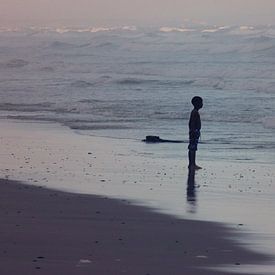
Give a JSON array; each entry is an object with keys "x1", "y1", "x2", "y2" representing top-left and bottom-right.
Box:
[{"x1": 191, "y1": 96, "x2": 203, "y2": 110}]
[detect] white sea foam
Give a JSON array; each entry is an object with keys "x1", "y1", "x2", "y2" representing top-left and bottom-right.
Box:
[
  {"x1": 121, "y1": 26, "x2": 137, "y2": 31},
  {"x1": 206, "y1": 26, "x2": 232, "y2": 32},
  {"x1": 240, "y1": 25, "x2": 255, "y2": 31},
  {"x1": 53, "y1": 26, "x2": 138, "y2": 34},
  {"x1": 0, "y1": 27, "x2": 20, "y2": 33},
  {"x1": 55, "y1": 28, "x2": 70, "y2": 34},
  {"x1": 159, "y1": 27, "x2": 195, "y2": 32},
  {"x1": 0, "y1": 26, "x2": 138, "y2": 34},
  {"x1": 201, "y1": 28, "x2": 220, "y2": 33},
  {"x1": 0, "y1": 24, "x2": 273, "y2": 37},
  {"x1": 229, "y1": 25, "x2": 264, "y2": 36},
  {"x1": 218, "y1": 26, "x2": 231, "y2": 30}
]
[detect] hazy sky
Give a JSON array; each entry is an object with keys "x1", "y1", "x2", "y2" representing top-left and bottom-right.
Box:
[{"x1": 1, "y1": 0, "x2": 275, "y2": 27}]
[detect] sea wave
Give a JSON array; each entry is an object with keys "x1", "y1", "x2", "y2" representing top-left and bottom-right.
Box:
[
  {"x1": 0, "y1": 102, "x2": 53, "y2": 112},
  {"x1": 246, "y1": 35, "x2": 273, "y2": 43},
  {"x1": 3, "y1": 59, "x2": 29, "y2": 68},
  {"x1": 116, "y1": 78, "x2": 152, "y2": 85},
  {"x1": 201, "y1": 28, "x2": 220, "y2": 33},
  {"x1": 70, "y1": 80, "x2": 94, "y2": 88},
  {"x1": 0, "y1": 26, "x2": 128, "y2": 34},
  {"x1": 68, "y1": 123, "x2": 131, "y2": 130},
  {"x1": 193, "y1": 78, "x2": 226, "y2": 90},
  {"x1": 1, "y1": 24, "x2": 275, "y2": 37},
  {"x1": 68, "y1": 77, "x2": 111, "y2": 89},
  {"x1": 78, "y1": 99, "x2": 104, "y2": 104},
  {"x1": 49, "y1": 41, "x2": 75, "y2": 49},
  {"x1": 95, "y1": 42, "x2": 116, "y2": 48},
  {"x1": 5, "y1": 115, "x2": 56, "y2": 122},
  {"x1": 159, "y1": 27, "x2": 195, "y2": 33},
  {"x1": 40, "y1": 66, "x2": 55, "y2": 72},
  {"x1": 0, "y1": 27, "x2": 20, "y2": 33},
  {"x1": 229, "y1": 26, "x2": 264, "y2": 36},
  {"x1": 115, "y1": 78, "x2": 195, "y2": 86}
]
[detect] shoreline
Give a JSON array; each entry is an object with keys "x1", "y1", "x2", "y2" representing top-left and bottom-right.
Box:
[
  {"x1": 1, "y1": 118, "x2": 275, "y2": 273},
  {"x1": 0, "y1": 178, "x2": 272, "y2": 275}
]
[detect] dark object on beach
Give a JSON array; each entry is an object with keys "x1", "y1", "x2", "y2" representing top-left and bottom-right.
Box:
[{"x1": 143, "y1": 136, "x2": 184, "y2": 143}]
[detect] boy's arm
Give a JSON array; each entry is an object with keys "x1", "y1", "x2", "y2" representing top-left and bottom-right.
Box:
[
  {"x1": 189, "y1": 112, "x2": 197, "y2": 132},
  {"x1": 189, "y1": 112, "x2": 200, "y2": 138}
]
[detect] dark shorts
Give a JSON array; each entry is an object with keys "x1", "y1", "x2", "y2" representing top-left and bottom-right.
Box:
[{"x1": 188, "y1": 131, "x2": 200, "y2": 151}]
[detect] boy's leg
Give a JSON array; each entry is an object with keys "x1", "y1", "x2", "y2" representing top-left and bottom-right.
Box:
[
  {"x1": 188, "y1": 150, "x2": 195, "y2": 167},
  {"x1": 188, "y1": 150, "x2": 202, "y2": 170},
  {"x1": 188, "y1": 132, "x2": 201, "y2": 169}
]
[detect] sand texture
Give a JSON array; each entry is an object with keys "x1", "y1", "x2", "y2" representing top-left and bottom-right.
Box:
[{"x1": 0, "y1": 179, "x2": 270, "y2": 275}]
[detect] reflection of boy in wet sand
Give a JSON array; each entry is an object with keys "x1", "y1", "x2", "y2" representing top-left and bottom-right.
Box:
[{"x1": 188, "y1": 96, "x2": 203, "y2": 170}]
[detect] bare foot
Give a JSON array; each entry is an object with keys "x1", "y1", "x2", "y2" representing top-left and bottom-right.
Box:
[{"x1": 188, "y1": 165, "x2": 202, "y2": 170}]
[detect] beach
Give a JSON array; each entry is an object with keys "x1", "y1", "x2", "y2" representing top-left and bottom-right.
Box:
[
  {"x1": 1, "y1": 26, "x2": 275, "y2": 273},
  {"x1": 0, "y1": 178, "x2": 271, "y2": 275},
  {"x1": 0, "y1": 119, "x2": 275, "y2": 274}
]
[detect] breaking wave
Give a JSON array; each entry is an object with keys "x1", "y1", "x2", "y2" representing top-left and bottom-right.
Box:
[
  {"x1": 49, "y1": 41, "x2": 75, "y2": 49},
  {"x1": 70, "y1": 80, "x2": 94, "y2": 88},
  {"x1": 0, "y1": 102, "x2": 53, "y2": 112},
  {"x1": 0, "y1": 26, "x2": 138, "y2": 34},
  {"x1": 115, "y1": 78, "x2": 195, "y2": 86},
  {"x1": 159, "y1": 27, "x2": 195, "y2": 33},
  {"x1": 3, "y1": 59, "x2": 29, "y2": 68}
]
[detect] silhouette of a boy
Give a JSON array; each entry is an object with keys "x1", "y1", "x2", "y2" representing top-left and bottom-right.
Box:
[{"x1": 188, "y1": 96, "x2": 203, "y2": 170}]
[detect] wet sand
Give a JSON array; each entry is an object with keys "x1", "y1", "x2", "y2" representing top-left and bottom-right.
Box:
[
  {"x1": 0, "y1": 178, "x2": 270, "y2": 275},
  {"x1": 1, "y1": 119, "x2": 275, "y2": 274}
]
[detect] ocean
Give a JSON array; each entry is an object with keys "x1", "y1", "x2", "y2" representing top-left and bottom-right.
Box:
[
  {"x1": 1, "y1": 25, "x2": 275, "y2": 268},
  {"x1": 0, "y1": 24, "x2": 275, "y2": 164}
]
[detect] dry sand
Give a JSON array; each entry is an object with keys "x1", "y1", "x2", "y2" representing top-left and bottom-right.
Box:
[{"x1": 0, "y1": 179, "x2": 271, "y2": 275}]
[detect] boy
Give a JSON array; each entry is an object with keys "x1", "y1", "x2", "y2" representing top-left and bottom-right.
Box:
[{"x1": 188, "y1": 96, "x2": 203, "y2": 170}]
